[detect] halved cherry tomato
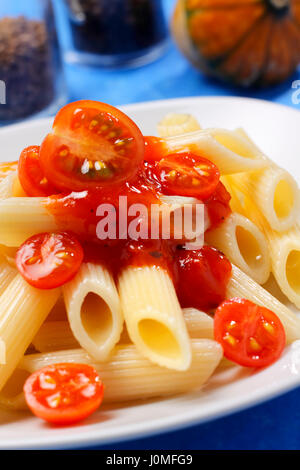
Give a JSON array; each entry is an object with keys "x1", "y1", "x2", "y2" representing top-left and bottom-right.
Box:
[
  {"x1": 16, "y1": 232, "x2": 84, "y2": 289},
  {"x1": 39, "y1": 100, "x2": 145, "y2": 192},
  {"x1": 176, "y1": 246, "x2": 232, "y2": 311},
  {"x1": 18, "y1": 146, "x2": 58, "y2": 196},
  {"x1": 146, "y1": 152, "x2": 220, "y2": 199},
  {"x1": 214, "y1": 298, "x2": 286, "y2": 368},
  {"x1": 206, "y1": 181, "x2": 231, "y2": 230},
  {"x1": 0, "y1": 161, "x2": 18, "y2": 181},
  {"x1": 24, "y1": 363, "x2": 104, "y2": 424}
]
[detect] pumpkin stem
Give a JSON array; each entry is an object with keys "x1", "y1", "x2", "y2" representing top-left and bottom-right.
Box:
[{"x1": 266, "y1": 0, "x2": 290, "y2": 13}]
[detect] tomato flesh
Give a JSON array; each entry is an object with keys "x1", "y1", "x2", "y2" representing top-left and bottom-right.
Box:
[
  {"x1": 206, "y1": 181, "x2": 232, "y2": 230},
  {"x1": 16, "y1": 232, "x2": 84, "y2": 289},
  {"x1": 39, "y1": 100, "x2": 145, "y2": 192},
  {"x1": 214, "y1": 298, "x2": 286, "y2": 368},
  {"x1": 144, "y1": 136, "x2": 168, "y2": 161},
  {"x1": 176, "y1": 246, "x2": 232, "y2": 311},
  {"x1": 24, "y1": 363, "x2": 103, "y2": 424},
  {"x1": 146, "y1": 152, "x2": 220, "y2": 199},
  {"x1": 18, "y1": 146, "x2": 58, "y2": 197}
]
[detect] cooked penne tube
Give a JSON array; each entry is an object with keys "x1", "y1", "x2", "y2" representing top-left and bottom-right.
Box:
[
  {"x1": 0, "y1": 162, "x2": 18, "y2": 183},
  {"x1": 4, "y1": 339, "x2": 222, "y2": 408},
  {"x1": 0, "y1": 173, "x2": 15, "y2": 199},
  {"x1": 224, "y1": 177, "x2": 300, "y2": 307},
  {"x1": 158, "y1": 113, "x2": 201, "y2": 137},
  {"x1": 118, "y1": 265, "x2": 191, "y2": 371},
  {"x1": 182, "y1": 308, "x2": 214, "y2": 339},
  {"x1": 0, "y1": 368, "x2": 27, "y2": 411},
  {"x1": 63, "y1": 262, "x2": 123, "y2": 361},
  {"x1": 0, "y1": 172, "x2": 27, "y2": 199},
  {"x1": 229, "y1": 167, "x2": 300, "y2": 232},
  {"x1": 35, "y1": 307, "x2": 214, "y2": 352},
  {"x1": 32, "y1": 321, "x2": 79, "y2": 352},
  {"x1": 228, "y1": 265, "x2": 300, "y2": 343},
  {"x1": 164, "y1": 129, "x2": 269, "y2": 174},
  {"x1": 119, "y1": 308, "x2": 214, "y2": 344},
  {"x1": 160, "y1": 195, "x2": 209, "y2": 245},
  {"x1": 0, "y1": 274, "x2": 60, "y2": 391},
  {"x1": 0, "y1": 255, "x2": 16, "y2": 297},
  {"x1": 0, "y1": 197, "x2": 57, "y2": 246},
  {"x1": 267, "y1": 224, "x2": 300, "y2": 310},
  {"x1": 0, "y1": 195, "x2": 206, "y2": 248},
  {"x1": 206, "y1": 212, "x2": 271, "y2": 285},
  {"x1": 0, "y1": 340, "x2": 5, "y2": 365},
  {"x1": 229, "y1": 131, "x2": 300, "y2": 231}
]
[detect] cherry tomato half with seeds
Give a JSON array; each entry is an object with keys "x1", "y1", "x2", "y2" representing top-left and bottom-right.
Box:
[
  {"x1": 39, "y1": 100, "x2": 145, "y2": 192},
  {"x1": 24, "y1": 363, "x2": 104, "y2": 424},
  {"x1": 206, "y1": 181, "x2": 232, "y2": 231},
  {"x1": 146, "y1": 152, "x2": 220, "y2": 199},
  {"x1": 176, "y1": 246, "x2": 232, "y2": 311},
  {"x1": 18, "y1": 146, "x2": 58, "y2": 197},
  {"x1": 214, "y1": 298, "x2": 286, "y2": 368},
  {"x1": 16, "y1": 232, "x2": 84, "y2": 289}
]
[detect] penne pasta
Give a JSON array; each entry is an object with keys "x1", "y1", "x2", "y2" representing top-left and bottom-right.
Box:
[
  {"x1": 0, "y1": 172, "x2": 27, "y2": 199},
  {"x1": 4, "y1": 339, "x2": 222, "y2": 408},
  {"x1": 0, "y1": 101, "x2": 298, "y2": 422},
  {"x1": 267, "y1": 224, "x2": 300, "y2": 310},
  {"x1": 182, "y1": 308, "x2": 214, "y2": 339},
  {"x1": 0, "y1": 340, "x2": 6, "y2": 365},
  {"x1": 0, "y1": 368, "x2": 28, "y2": 411},
  {"x1": 63, "y1": 262, "x2": 123, "y2": 361},
  {"x1": 0, "y1": 255, "x2": 16, "y2": 297},
  {"x1": 160, "y1": 194, "x2": 209, "y2": 245},
  {"x1": 0, "y1": 197, "x2": 57, "y2": 247},
  {"x1": 0, "y1": 274, "x2": 60, "y2": 391},
  {"x1": 118, "y1": 265, "x2": 192, "y2": 371},
  {"x1": 164, "y1": 129, "x2": 269, "y2": 174},
  {"x1": 157, "y1": 113, "x2": 201, "y2": 137},
  {"x1": 0, "y1": 173, "x2": 15, "y2": 199},
  {"x1": 206, "y1": 212, "x2": 271, "y2": 285},
  {"x1": 229, "y1": 167, "x2": 300, "y2": 232},
  {"x1": 232, "y1": 129, "x2": 300, "y2": 232},
  {"x1": 224, "y1": 177, "x2": 300, "y2": 308},
  {"x1": 228, "y1": 265, "x2": 300, "y2": 343},
  {"x1": 0, "y1": 162, "x2": 18, "y2": 183},
  {"x1": 119, "y1": 308, "x2": 214, "y2": 344}
]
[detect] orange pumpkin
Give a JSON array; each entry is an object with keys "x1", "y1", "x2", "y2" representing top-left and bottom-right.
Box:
[{"x1": 172, "y1": 0, "x2": 300, "y2": 87}]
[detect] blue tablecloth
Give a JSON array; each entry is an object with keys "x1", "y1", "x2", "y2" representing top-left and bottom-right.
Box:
[{"x1": 56, "y1": 0, "x2": 300, "y2": 450}]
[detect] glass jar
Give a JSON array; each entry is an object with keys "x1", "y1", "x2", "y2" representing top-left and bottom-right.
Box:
[
  {"x1": 61, "y1": 0, "x2": 169, "y2": 67},
  {"x1": 0, "y1": 0, "x2": 66, "y2": 124}
]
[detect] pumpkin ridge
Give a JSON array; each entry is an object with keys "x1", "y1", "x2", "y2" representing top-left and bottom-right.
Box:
[
  {"x1": 291, "y1": 17, "x2": 300, "y2": 30},
  {"x1": 218, "y1": 15, "x2": 272, "y2": 86},
  {"x1": 230, "y1": 16, "x2": 273, "y2": 86},
  {"x1": 254, "y1": 19, "x2": 274, "y2": 86},
  {"x1": 208, "y1": 11, "x2": 268, "y2": 68},
  {"x1": 282, "y1": 18, "x2": 300, "y2": 69}
]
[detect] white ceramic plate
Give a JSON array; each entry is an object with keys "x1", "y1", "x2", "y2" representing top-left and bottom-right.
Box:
[{"x1": 1, "y1": 96, "x2": 300, "y2": 450}]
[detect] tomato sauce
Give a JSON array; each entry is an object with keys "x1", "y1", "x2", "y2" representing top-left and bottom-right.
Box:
[{"x1": 39, "y1": 112, "x2": 232, "y2": 308}]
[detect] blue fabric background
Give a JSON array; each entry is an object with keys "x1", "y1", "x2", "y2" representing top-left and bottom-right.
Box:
[{"x1": 53, "y1": 0, "x2": 300, "y2": 450}]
